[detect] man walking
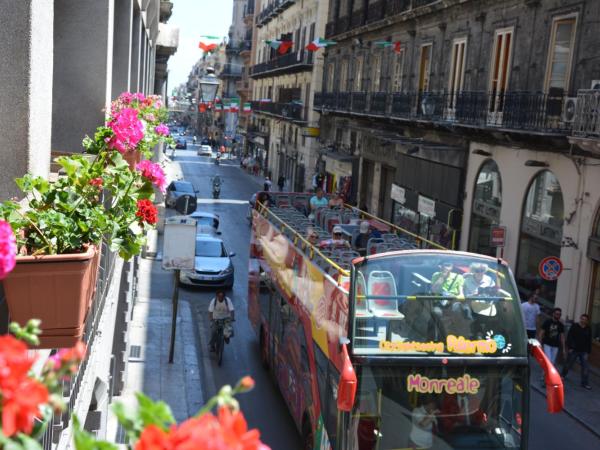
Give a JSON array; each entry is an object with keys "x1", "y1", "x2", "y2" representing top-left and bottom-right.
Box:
[
  {"x1": 539, "y1": 308, "x2": 566, "y2": 384},
  {"x1": 277, "y1": 175, "x2": 285, "y2": 192},
  {"x1": 521, "y1": 291, "x2": 541, "y2": 339},
  {"x1": 562, "y1": 314, "x2": 592, "y2": 390}
]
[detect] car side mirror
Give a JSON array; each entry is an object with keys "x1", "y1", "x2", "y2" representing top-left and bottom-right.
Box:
[{"x1": 229, "y1": 252, "x2": 236, "y2": 257}]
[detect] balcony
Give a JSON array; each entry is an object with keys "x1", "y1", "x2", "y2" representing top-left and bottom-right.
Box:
[
  {"x1": 251, "y1": 100, "x2": 306, "y2": 122},
  {"x1": 314, "y1": 90, "x2": 574, "y2": 135},
  {"x1": 569, "y1": 90, "x2": 600, "y2": 155},
  {"x1": 219, "y1": 63, "x2": 243, "y2": 79},
  {"x1": 250, "y1": 50, "x2": 313, "y2": 78},
  {"x1": 245, "y1": 0, "x2": 255, "y2": 16},
  {"x1": 325, "y1": 0, "x2": 438, "y2": 38},
  {"x1": 256, "y1": 0, "x2": 296, "y2": 26}
]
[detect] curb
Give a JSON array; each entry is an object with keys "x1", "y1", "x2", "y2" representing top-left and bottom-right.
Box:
[{"x1": 189, "y1": 299, "x2": 217, "y2": 399}]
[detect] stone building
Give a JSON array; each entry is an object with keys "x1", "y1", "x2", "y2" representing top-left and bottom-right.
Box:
[
  {"x1": 249, "y1": 0, "x2": 329, "y2": 189},
  {"x1": 316, "y1": 0, "x2": 600, "y2": 361},
  {"x1": 0, "y1": 0, "x2": 178, "y2": 445}
]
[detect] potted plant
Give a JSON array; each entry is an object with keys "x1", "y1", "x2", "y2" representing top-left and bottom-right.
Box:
[{"x1": 0, "y1": 92, "x2": 170, "y2": 347}]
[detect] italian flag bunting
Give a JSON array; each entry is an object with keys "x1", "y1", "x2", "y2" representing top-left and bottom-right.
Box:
[
  {"x1": 394, "y1": 41, "x2": 402, "y2": 53},
  {"x1": 229, "y1": 101, "x2": 240, "y2": 113},
  {"x1": 243, "y1": 102, "x2": 252, "y2": 113},
  {"x1": 278, "y1": 40, "x2": 294, "y2": 55},
  {"x1": 199, "y1": 35, "x2": 221, "y2": 53},
  {"x1": 374, "y1": 41, "x2": 393, "y2": 48},
  {"x1": 265, "y1": 40, "x2": 282, "y2": 50},
  {"x1": 305, "y1": 38, "x2": 336, "y2": 52}
]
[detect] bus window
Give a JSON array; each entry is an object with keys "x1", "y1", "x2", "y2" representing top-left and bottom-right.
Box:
[
  {"x1": 352, "y1": 253, "x2": 527, "y2": 357},
  {"x1": 314, "y1": 344, "x2": 339, "y2": 448},
  {"x1": 346, "y1": 366, "x2": 525, "y2": 450}
]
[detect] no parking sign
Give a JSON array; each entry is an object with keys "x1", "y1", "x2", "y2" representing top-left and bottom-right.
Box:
[{"x1": 538, "y1": 256, "x2": 563, "y2": 281}]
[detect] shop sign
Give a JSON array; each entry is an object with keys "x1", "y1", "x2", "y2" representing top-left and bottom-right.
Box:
[
  {"x1": 538, "y1": 256, "x2": 563, "y2": 281},
  {"x1": 391, "y1": 184, "x2": 406, "y2": 204},
  {"x1": 325, "y1": 156, "x2": 353, "y2": 178},
  {"x1": 490, "y1": 226, "x2": 506, "y2": 247},
  {"x1": 418, "y1": 195, "x2": 436, "y2": 217}
]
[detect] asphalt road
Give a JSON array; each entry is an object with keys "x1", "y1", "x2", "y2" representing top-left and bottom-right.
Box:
[
  {"x1": 171, "y1": 143, "x2": 302, "y2": 450},
  {"x1": 168, "y1": 140, "x2": 600, "y2": 450}
]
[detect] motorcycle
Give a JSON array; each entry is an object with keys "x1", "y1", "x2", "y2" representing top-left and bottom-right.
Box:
[
  {"x1": 212, "y1": 176, "x2": 222, "y2": 199},
  {"x1": 214, "y1": 154, "x2": 221, "y2": 166}
]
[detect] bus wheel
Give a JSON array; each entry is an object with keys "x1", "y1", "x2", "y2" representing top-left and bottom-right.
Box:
[
  {"x1": 301, "y1": 418, "x2": 313, "y2": 450},
  {"x1": 259, "y1": 328, "x2": 269, "y2": 370}
]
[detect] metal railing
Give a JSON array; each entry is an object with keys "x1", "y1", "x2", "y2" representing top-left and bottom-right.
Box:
[
  {"x1": 250, "y1": 51, "x2": 313, "y2": 77},
  {"x1": 314, "y1": 90, "x2": 573, "y2": 134},
  {"x1": 251, "y1": 100, "x2": 306, "y2": 121},
  {"x1": 572, "y1": 90, "x2": 600, "y2": 138},
  {"x1": 256, "y1": 0, "x2": 295, "y2": 25}
]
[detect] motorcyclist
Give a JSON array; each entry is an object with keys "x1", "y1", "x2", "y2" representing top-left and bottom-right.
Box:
[
  {"x1": 208, "y1": 290, "x2": 235, "y2": 351},
  {"x1": 211, "y1": 175, "x2": 222, "y2": 198},
  {"x1": 193, "y1": 135, "x2": 197, "y2": 144}
]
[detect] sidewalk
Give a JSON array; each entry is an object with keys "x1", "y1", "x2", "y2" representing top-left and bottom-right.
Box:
[{"x1": 531, "y1": 357, "x2": 600, "y2": 438}]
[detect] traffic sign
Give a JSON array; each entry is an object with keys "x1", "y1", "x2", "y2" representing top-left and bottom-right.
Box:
[
  {"x1": 538, "y1": 256, "x2": 563, "y2": 281},
  {"x1": 490, "y1": 226, "x2": 506, "y2": 247}
]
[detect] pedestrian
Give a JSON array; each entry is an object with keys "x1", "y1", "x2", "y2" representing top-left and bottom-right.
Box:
[
  {"x1": 539, "y1": 307, "x2": 566, "y2": 384},
  {"x1": 561, "y1": 314, "x2": 592, "y2": 389},
  {"x1": 277, "y1": 175, "x2": 285, "y2": 192},
  {"x1": 328, "y1": 191, "x2": 345, "y2": 208},
  {"x1": 521, "y1": 291, "x2": 541, "y2": 339},
  {"x1": 263, "y1": 176, "x2": 272, "y2": 192}
]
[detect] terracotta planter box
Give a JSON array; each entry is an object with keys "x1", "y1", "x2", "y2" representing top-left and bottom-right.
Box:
[{"x1": 2, "y1": 245, "x2": 99, "y2": 348}]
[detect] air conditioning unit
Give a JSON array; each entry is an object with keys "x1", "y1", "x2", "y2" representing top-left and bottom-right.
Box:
[
  {"x1": 591, "y1": 80, "x2": 600, "y2": 90},
  {"x1": 562, "y1": 97, "x2": 578, "y2": 123}
]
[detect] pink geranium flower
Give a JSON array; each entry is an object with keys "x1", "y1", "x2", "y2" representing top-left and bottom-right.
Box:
[
  {"x1": 0, "y1": 220, "x2": 17, "y2": 280},
  {"x1": 136, "y1": 160, "x2": 166, "y2": 193},
  {"x1": 154, "y1": 123, "x2": 169, "y2": 136},
  {"x1": 107, "y1": 108, "x2": 144, "y2": 154}
]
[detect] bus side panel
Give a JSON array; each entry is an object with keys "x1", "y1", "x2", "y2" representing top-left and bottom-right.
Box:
[{"x1": 247, "y1": 257, "x2": 261, "y2": 334}]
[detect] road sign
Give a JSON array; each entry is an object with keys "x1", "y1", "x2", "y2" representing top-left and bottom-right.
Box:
[
  {"x1": 538, "y1": 256, "x2": 563, "y2": 281},
  {"x1": 490, "y1": 226, "x2": 506, "y2": 247},
  {"x1": 163, "y1": 217, "x2": 197, "y2": 271}
]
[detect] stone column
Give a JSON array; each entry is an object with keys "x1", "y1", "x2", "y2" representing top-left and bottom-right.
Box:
[
  {"x1": 52, "y1": 0, "x2": 115, "y2": 153},
  {"x1": 0, "y1": 0, "x2": 54, "y2": 199},
  {"x1": 130, "y1": 6, "x2": 141, "y2": 92}
]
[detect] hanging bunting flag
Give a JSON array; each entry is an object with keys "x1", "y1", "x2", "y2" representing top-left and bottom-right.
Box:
[
  {"x1": 199, "y1": 35, "x2": 221, "y2": 53},
  {"x1": 214, "y1": 103, "x2": 223, "y2": 112},
  {"x1": 306, "y1": 38, "x2": 336, "y2": 52},
  {"x1": 278, "y1": 40, "x2": 294, "y2": 55},
  {"x1": 243, "y1": 102, "x2": 252, "y2": 113},
  {"x1": 394, "y1": 41, "x2": 402, "y2": 53},
  {"x1": 259, "y1": 98, "x2": 272, "y2": 103},
  {"x1": 265, "y1": 40, "x2": 282, "y2": 50},
  {"x1": 230, "y1": 101, "x2": 240, "y2": 113},
  {"x1": 374, "y1": 41, "x2": 393, "y2": 48},
  {"x1": 198, "y1": 103, "x2": 207, "y2": 113}
]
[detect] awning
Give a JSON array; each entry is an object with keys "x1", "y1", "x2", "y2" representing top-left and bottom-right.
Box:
[{"x1": 323, "y1": 152, "x2": 355, "y2": 178}]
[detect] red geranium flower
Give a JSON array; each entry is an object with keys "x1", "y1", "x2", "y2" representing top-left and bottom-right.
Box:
[{"x1": 136, "y1": 199, "x2": 158, "y2": 225}]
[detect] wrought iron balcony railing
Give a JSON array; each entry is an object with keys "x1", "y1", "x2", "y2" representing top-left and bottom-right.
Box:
[
  {"x1": 256, "y1": 0, "x2": 296, "y2": 26},
  {"x1": 313, "y1": 90, "x2": 573, "y2": 134},
  {"x1": 251, "y1": 100, "x2": 306, "y2": 122},
  {"x1": 572, "y1": 90, "x2": 600, "y2": 138},
  {"x1": 250, "y1": 51, "x2": 313, "y2": 77}
]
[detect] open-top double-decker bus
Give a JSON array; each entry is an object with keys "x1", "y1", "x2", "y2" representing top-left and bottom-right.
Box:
[{"x1": 248, "y1": 193, "x2": 563, "y2": 450}]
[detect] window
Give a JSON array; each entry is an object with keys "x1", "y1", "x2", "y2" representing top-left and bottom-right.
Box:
[
  {"x1": 371, "y1": 53, "x2": 382, "y2": 92},
  {"x1": 489, "y1": 28, "x2": 513, "y2": 115},
  {"x1": 448, "y1": 38, "x2": 467, "y2": 110},
  {"x1": 544, "y1": 16, "x2": 577, "y2": 93},
  {"x1": 468, "y1": 160, "x2": 502, "y2": 257},
  {"x1": 516, "y1": 170, "x2": 564, "y2": 308},
  {"x1": 326, "y1": 63, "x2": 335, "y2": 92},
  {"x1": 354, "y1": 55, "x2": 363, "y2": 91},
  {"x1": 339, "y1": 59, "x2": 349, "y2": 91},
  {"x1": 418, "y1": 44, "x2": 432, "y2": 92},
  {"x1": 392, "y1": 48, "x2": 405, "y2": 92}
]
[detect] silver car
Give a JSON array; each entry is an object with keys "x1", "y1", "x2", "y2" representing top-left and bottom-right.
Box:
[{"x1": 179, "y1": 236, "x2": 235, "y2": 288}]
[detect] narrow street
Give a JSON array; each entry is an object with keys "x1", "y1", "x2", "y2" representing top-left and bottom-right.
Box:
[{"x1": 170, "y1": 142, "x2": 301, "y2": 449}]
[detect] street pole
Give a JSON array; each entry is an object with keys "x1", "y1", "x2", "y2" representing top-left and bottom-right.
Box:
[{"x1": 169, "y1": 269, "x2": 180, "y2": 363}]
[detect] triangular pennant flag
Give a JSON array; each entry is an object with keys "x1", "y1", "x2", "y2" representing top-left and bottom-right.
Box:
[
  {"x1": 243, "y1": 102, "x2": 252, "y2": 113},
  {"x1": 199, "y1": 35, "x2": 221, "y2": 53},
  {"x1": 374, "y1": 41, "x2": 393, "y2": 48},
  {"x1": 306, "y1": 38, "x2": 336, "y2": 52},
  {"x1": 199, "y1": 42, "x2": 218, "y2": 52},
  {"x1": 230, "y1": 101, "x2": 239, "y2": 113},
  {"x1": 278, "y1": 40, "x2": 294, "y2": 55},
  {"x1": 265, "y1": 40, "x2": 282, "y2": 50},
  {"x1": 394, "y1": 41, "x2": 402, "y2": 53}
]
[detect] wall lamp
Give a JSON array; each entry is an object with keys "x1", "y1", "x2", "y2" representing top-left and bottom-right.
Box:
[
  {"x1": 472, "y1": 149, "x2": 492, "y2": 157},
  {"x1": 524, "y1": 160, "x2": 549, "y2": 167}
]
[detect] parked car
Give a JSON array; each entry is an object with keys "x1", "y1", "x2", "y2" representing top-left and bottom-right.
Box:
[
  {"x1": 188, "y1": 211, "x2": 220, "y2": 235},
  {"x1": 198, "y1": 144, "x2": 213, "y2": 156},
  {"x1": 175, "y1": 138, "x2": 187, "y2": 149},
  {"x1": 179, "y1": 235, "x2": 235, "y2": 288},
  {"x1": 165, "y1": 180, "x2": 197, "y2": 208}
]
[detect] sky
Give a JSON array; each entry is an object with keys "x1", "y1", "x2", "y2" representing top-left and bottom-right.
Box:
[{"x1": 168, "y1": 0, "x2": 233, "y2": 89}]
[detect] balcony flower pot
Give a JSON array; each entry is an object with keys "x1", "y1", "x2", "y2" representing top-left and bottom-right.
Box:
[
  {"x1": 2, "y1": 245, "x2": 99, "y2": 348},
  {"x1": 123, "y1": 150, "x2": 141, "y2": 169}
]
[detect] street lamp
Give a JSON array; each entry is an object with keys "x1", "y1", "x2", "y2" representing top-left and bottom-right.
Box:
[{"x1": 198, "y1": 67, "x2": 220, "y2": 103}]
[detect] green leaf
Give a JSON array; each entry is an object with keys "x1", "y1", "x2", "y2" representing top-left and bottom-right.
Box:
[
  {"x1": 72, "y1": 416, "x2": 119, "y2": 450},
  {"x1": 135, "y1": 392, "x2": 175, "y2": 431}
]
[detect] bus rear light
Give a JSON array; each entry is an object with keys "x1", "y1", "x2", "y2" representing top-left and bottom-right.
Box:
[
  {"x1": 337, "y1": 343, "x2": 357, "y2": 412},
  {"x1": 529, "y1": 342, "x2": 564, "y2": 413}
]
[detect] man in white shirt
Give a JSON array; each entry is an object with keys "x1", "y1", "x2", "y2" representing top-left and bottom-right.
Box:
[
  {"x1": 521, "y1": 291, "x2": 541, "y2": 339},
  {"x1": 208, "y1": 290, "x2": 235, "y2": 351},
  {"x1": 409, "y1": 398, "x2": 439, "y2": 449}
]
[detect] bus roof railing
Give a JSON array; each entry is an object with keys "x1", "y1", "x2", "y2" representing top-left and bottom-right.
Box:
[{"x1": 256, "y1": 201, "x2": 351, "y2": 279}]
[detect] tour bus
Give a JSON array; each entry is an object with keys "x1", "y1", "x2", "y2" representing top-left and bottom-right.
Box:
[{"x1": 248, "y1": 192, "x2": 563, "y2": 450}]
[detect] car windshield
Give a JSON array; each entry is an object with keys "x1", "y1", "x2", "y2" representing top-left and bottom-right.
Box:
[
  {"x1": 195, "y1": 240, "x2": 225, "y2": 257},
  {"x1": 346, "y1": 365, "x2": 525, "y2": 450},
  {"x1": 352, "y1": 253, "x2": 526, "y2": 357},
  {"x1": 174, "y1": 182, "x2": 194, "y2": 193}
]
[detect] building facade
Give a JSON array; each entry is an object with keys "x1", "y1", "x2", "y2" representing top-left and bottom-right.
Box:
[
  {"x1": 316, "y1": 0, "x2": 600, "y2": 362},
  {"x1": 250, "y1": 0, "x2": 328, "y2": 190}
]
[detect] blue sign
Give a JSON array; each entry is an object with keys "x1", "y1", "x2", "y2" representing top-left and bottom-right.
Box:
[{"x1": 539, "y1": 256, "x2": 563, "y2": 281}]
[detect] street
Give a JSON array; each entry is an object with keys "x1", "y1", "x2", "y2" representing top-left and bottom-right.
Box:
[
  {"x1": 169, "y1": 141, "x2": 301, "y2": 449},
  {"x1": 157, "y1": 139, "x2": 600, "y2": 450}
]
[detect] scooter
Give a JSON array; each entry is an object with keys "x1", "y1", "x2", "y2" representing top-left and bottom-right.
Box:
[
  {"x1": 214, "y1": 154, "x2": 221, "y2": 166},
  {"x1": 212, "y1": 177, "x2": 222, "y2": 199}
]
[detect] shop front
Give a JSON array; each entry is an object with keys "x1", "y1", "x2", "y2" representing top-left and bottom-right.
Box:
[{"x1": 323, "y1": 152, "x2": 357, "y2": 204}]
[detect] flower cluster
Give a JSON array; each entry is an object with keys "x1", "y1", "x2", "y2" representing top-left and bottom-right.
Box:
[
  {"x1": 155, "y1": 123, "x2": 170, "y2": 137},
  {"x1": 136, "y1": 160, "x2": 166, "y2": 193},
  {"x1": 0, "y1": 220, "x2": 16, "y2": 279},
  {"x1": 106, "y1": 107, "x2": 145, "y2": 154},
  {"x1": 136, "y1": 199, "x2": 158, "y2": 225}
]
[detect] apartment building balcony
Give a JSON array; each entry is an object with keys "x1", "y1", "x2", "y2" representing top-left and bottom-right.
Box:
[
  {"x1": 250, "y1": 51, "x2": 313, "y2": 78},
  {"x1": 256, "y1": 0, "x2": 296, "y2": 27},
  {"x1": 219, "y1": 63, "x2": 243, "y2": 79},
  {"x1": 569, "y1": 90, "x2": 600, "y2": 155},
  {"x1": 325, "y1": 0, "x2": 439, "y2": 38},
  {"x1": 250, "y1": 100, "x2": 306, "y2": 122},
  {"x1": 245, "y1": 0, "x2": 255, "y2": 17},
  {"x1": 159, "y1": 1, "x2": 173, "y2": 22},
  {"x1": 314, "y1": 90, "x2": 574, "y2": 136}
]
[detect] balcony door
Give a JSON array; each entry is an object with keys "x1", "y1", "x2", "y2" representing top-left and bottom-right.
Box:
[
  {"x1": 544, "y1": 16, "x2": 577, "y2": 93},
  {"x1": 447, "y1": 37, "x2": 467, "y2": 117},
  {"x1": 418, "y1": 44, "x2": 432, "y2": 92},
  {"x1": 488, "y1": 28, "x2": 514, "y2": 123}
]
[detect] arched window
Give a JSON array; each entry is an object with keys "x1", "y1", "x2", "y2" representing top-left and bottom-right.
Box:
[
  {"x1": 516, "y1": 170, "x2": 564, "y2": 307},
  {"x1": 468, "y1": 160, "x2": 502, "y2": 256}
]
